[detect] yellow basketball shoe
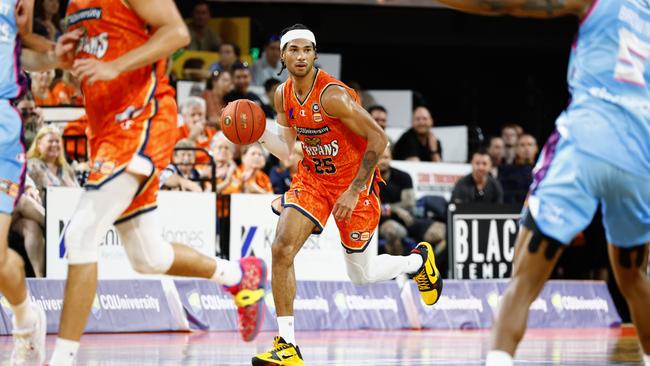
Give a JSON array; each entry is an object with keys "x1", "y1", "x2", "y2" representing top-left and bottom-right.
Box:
[
  {"x1": 251, "y1": 336, "x2": 304, "y2": 366},
  {"x1": 411, "y1": 242, "x2": 443, "y2": 305}
]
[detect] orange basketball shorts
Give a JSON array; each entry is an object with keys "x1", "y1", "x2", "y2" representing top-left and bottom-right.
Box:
[
  {"x1": 277, "y1": 173, "x2": 382, "y2": 253},
  {"x1": 86, "y1": 95, "x2": 178, "y2": 223}
]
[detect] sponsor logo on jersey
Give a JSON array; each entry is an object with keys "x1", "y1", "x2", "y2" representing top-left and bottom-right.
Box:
[
  {"x1": 350, "y1": 231, "x2": 370, "y2": 241},
  {"x1": 312, "y1": 103, "x2": 320, "y2": 112},
  {"x1": 77, "y1": 31, "x2": 109, "y2": 59},
  {"x1": 299, "y1": 109, "x2": 306, "y2": 117},
  {"x1": 66, "y1": 7, "x2": 102, "y2": 27},
  {"x1": 303, "y1": 139, "x2": 340, "y2": 157},
  {"x1": 313, "y1": 113, "x2": 323, "y2": 122},
  {"x1": 296, "y1": 126, "x2": 330, "y2": 136}
]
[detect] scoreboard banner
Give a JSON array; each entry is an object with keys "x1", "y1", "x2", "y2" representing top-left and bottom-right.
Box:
[{"x1": 447, "y1": 203, "x2": 521, "y2": 279}]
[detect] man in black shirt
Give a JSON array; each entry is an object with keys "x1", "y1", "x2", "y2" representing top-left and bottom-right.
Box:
[
  {"x1": 223, "y1": 64, "x2": 263, "y2": 105},
  {"x1": 379, "y1": 148, "x2": 446, "y2": 255},
  {"x1": 451, "y1": 149, "x2": 503, "y2": 204},
  {"x1": 393, "y1": 106, "x2": 442, "y2": 162}
]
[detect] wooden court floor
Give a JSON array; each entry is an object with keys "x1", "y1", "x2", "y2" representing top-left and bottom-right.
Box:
[{"x1": 0, "y1": 326, "x2": 644, "y2": 365}]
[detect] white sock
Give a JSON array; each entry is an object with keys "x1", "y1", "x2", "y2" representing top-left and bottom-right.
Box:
[
  {"x1": 643, "y1": 353, "x2": 650, "y2": 366},
  {"x1": 485, "y1": 350, "x2": 513, "y2": 366},
  {"x1": 211, "y1": 258, "x2": 243, "y2": 287},
  {"x1": 10, "y1": 294, "x2": 37, "y2": 330},
  {"x1": 278, "y1": 316, "x2": 295, "y2": 345},
  {"x1": 407, "y1": 253, "x2": 424, "y2": 274},
  {"x1": 50, "y1": 338, "x2": 80, "y2": 366}
]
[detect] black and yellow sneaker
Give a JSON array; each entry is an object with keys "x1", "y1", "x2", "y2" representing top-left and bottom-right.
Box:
[
  {"x1": 412, "y1": 242, "x2": 443, "y2": 305},
  {"x1": 251, "y1": 336, "x2": 304, "y2": 366}
]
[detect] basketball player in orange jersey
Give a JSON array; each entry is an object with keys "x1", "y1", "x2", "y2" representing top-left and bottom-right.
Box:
[
  {"x1": 42, "y1": 1, "x2": 266, "y2": 365},
  {"x1": 251, "y1": 24, "x2": 443, "y2": 366}
]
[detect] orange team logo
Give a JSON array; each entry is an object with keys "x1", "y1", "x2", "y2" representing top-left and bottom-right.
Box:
[{"x1": 303, "y1": 137, "x2": 320, "y2": 146}]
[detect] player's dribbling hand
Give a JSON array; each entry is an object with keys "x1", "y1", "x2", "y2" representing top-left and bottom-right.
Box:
[
  {"x1": 55, "y1": 29, "x2": 83, "y2": 70},
  {"x1": 333, "y1": 189, "x2": 359, "y2": 222},
  {"x1": 73, "y1": 59, "x2": 120, "y2": 85}
]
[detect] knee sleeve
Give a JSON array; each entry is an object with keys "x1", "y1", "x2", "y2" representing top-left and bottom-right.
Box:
[
  {"x1": 115, "y1": 212, "x2": 174, "y2": 274},
  {"x1": 64, "y1": 174, "x2": 139, "y2": 264},
  {"x1": 344, "y1": 251, "x2": 372, "y2": 285}
]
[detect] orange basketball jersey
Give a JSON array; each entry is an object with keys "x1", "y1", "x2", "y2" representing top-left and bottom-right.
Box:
[
  {"x1": 282, "y1": 69, "x2": 378, "y2": 191},
  {"x1": 65, "y1": 0, "x2": 174, "y2": 128}
]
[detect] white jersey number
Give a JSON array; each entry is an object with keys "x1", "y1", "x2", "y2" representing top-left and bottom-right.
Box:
[{"x1": 614, "y1": 27, "x2": 650, "y2": 87}]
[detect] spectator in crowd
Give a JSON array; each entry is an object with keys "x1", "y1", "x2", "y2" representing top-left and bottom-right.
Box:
[
  {"x1": 498, "y1": 134, "x2": 538, "y2": 205},
  {"x1": 270, "y1": 142, "x2": 303, "y2": 194},
  {"x1": 15, "y1": 92, "x2": 45, "y2": 149},
  {"x1": 223, "y1": 64, "x2": 263, "y2": 105},
  {"x1": 182, "y1": 58, "x2": 210, "y2": 81},
  {"x1": 393, "y1": 106, "x2": 442, "y2": 162},
  {"x1": 51, "y1": 71, "x2": 83, "y2": 106},
  {"x1": 209, "y1": 42, "x2": 243, "y2": 74},
  {"x1": 27, "y1": 126, "x2": 79, "y2": 204},
  {"x1": 160, "y1": 140, "x2": 203, "y2": 192},
  {"x1": 451, "y1": 149, "x2": 503, "y2": 204},
  {"x1": 34, "y1": 0, "x2": 62, "y2": 41},
  {"x1": 501, "y1": 123, "x2": 521, "y2": 165},
  {"x1": 187, "y1": 1, "x2": 220, "y2": 52},
  {"x1": 252, "y1": 36, "x2": 287, "y2": 86},
  {"x1": 202, "y1": 70, "x2": 233, "y2": 128},
  {"x1": 261, "y1": 77, "x2": 281, "y2": 119},
  {"x1": 368, "y1": 105, "x2": 388, "y2": 130},
  {"x1": 487, "y1": 136, "x2": 505, "y2": 177},
  {"x1": 10, "y1": 176, "x2": 45, "y2": 277},
  {"x1": 233, "y1": 144, "x2": 273, "y2": 194},
  {"x1": 210, "y1": 134, "x2": 240, "y2": 258},
  {"x1": 177, "y1": 96, "x2": 216, "y2": 164},
  {"x1": 378, "y1": 147, "x2": 446, "y2": 256},
  {"x1": 30, "y1": 69, "x2": 57, "y2": 106}
]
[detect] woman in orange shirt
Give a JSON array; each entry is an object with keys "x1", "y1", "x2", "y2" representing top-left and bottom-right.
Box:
[
  {"x1": 232, "y1": 143, "x2": 272, "y2": 194},
  {"x1": 202, "y1": 70, "x2": 233, "y2": 130}
]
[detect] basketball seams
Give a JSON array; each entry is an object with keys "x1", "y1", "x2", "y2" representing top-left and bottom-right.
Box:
[
  {"x1": 245, "y1": 100, "x2": 255, "y2": 144},
  {"x1": 233, "y1": 99, "x2": 243, "y2": 144}
]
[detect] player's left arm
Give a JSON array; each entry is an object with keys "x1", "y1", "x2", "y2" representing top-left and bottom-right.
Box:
[
  {"x1": 322, "y1": 86, "x2": 389, "y2": 222},
  {"x1": 73, "y1": 0, "x2": 190, "y2": 83}
]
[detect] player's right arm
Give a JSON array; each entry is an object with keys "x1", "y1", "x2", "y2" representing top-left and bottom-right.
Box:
[
  {"x1": 434, "y1": 0, "x2": 593, "y2": 18},
  {"x1": 258, "y1": 83, "x2": 297, "y2": 162}
]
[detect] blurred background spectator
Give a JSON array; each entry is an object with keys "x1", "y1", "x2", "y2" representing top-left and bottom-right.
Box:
[
  {"x1": 177, "y1": 97, "x2": 216, "y2": 164},
  {"x1": 27, "y1": 126, "x2": 79, "y2": 204},
  {"x1": 368, "y1": 105, "x2": 388, "y2": 131},
  {"x1": 31, "y1": 69, "x2": 57, "y2": 106},
  {"x1": 252, "y1": 35, "x2": 287, "y2": 86},
  {"x1": 499, "y1": 134, "x2": 538, "y2": 205},
  {"x1": 51, "y1": 71, "x2": 83, "y2": 106},
  {"x1": 261, "y1": 77, "x2": 281, "y2": 119},
  {"x1": 393, "y1": 106, "x2": 442, "y2": 162},
  {"x1": 234, "y1": 144, "x2": 272, "y2": 194},
  {"x1": 160, "y1": 140, "x2": 203, "y2": 192},
  {"x1": 16, "y1": 92, "x2": 45, "y2": 148},
  {"x1": 501, "y1": 123, "x2": 522, "y2": 165},
  {"x1": 203, "y1": 70, "x2": 233, "y2": 128},
  {"x1": 487, "y1": 136, "x2": 505, "y2": 177},
  {"x1": 11, "y1": 174, "x2": 45, "y2": 277},
  {"x1": 223, "y1": 64, "x2": 263, "y2": 104},
  {"x1": 270, "y1": 142, "x2": 303, "y2": 195},
  {"x1": 209, "y1": 42, "x2": 243, "y2": 74},
  {"x1": 182, "y1": 58, "x2": 210, "y2": 82},
  {"x1": 451, "y1": 149, "x2": 503, "y2": 204},
  {"x1": 34, "y1": 0, "x2": 62, "y2": 41},
  {"x1": 187, "y1": 1, "x2": 220, "y2": 52}
]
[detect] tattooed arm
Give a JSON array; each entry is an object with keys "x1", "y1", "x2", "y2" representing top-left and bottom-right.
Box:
[
  {"x1": 434, "y1": 0, "x2": 594, "y2": 18},
  {"x1": 321, "y1": 85, "x2": 389, "y2": 222}
]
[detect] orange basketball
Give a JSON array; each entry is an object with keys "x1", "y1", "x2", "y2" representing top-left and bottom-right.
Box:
[{"x1": 220, "y1": 99, "x2": 267, "y2": 145}]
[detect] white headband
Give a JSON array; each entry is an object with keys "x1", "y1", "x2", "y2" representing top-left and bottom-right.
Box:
[{"x1": 280, "y1": 29, "x2": 317, "y2": 50}]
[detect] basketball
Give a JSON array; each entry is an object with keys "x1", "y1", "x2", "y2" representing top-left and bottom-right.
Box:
[{"x1": 220, "y1": 99, "x2": 267, "y2": 145}]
